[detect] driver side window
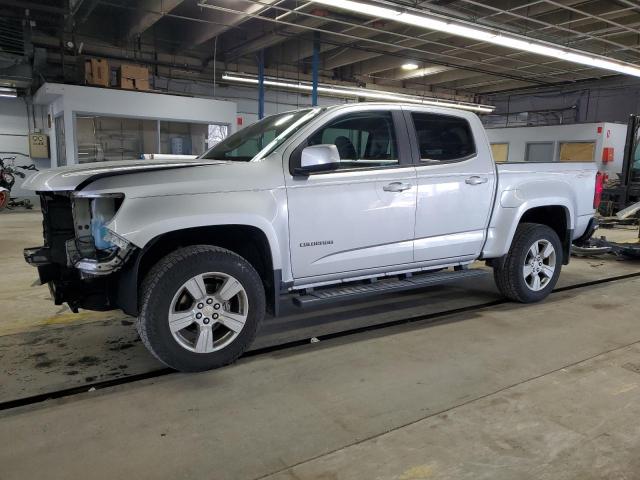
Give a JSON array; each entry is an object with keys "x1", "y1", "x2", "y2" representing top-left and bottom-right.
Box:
[{"x1": 307, "y1": 111, "x2": 399, "y2": 169}]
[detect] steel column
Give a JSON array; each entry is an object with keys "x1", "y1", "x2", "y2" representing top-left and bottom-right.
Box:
[
  {"x1": 258, "y1": 49, "x2": 265, "y2": 119},
  {"x1": 312, "y1": 31, "x2": 320, "y2": 106}
]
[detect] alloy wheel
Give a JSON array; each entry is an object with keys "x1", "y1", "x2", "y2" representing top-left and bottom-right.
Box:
[
  {"x1": 523, "y1": 239, "x2": 556, "y2": 292},
  {"x1": 168, "y1": 272, "x2": 249, "y2": 353}
]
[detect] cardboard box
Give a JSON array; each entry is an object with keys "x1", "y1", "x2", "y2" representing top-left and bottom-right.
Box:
[
  {"x1": 84, "y1": 58, "x2": 110, "y2": 87},
  {"x1": 118, "y1": 64, "x2": 150, "y2": 91}
]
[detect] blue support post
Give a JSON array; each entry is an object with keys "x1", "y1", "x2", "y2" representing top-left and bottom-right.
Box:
[
  {"x1": 258, "y1": 49, "x2": 265, "y2": 119},
  {"x1": 312, "y1": 31, "x2": 320, "y2": 107}
]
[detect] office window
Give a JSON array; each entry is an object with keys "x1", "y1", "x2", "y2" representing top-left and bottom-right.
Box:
[
  {"x1": 559, "y1": 141, "x2": 595, "y2": 162},
  {"x1": 525, "y1": 142, "x2": 554, "y2": 163},
  {"x1": 491, "y1": 143, "x2": 509, "y2": 163},
  {"x1": 76, "y1": 115, "x2": 157, "y2": 163},
  {"x1": 160, "y1": 122, "x2": 229, "y2": 155}
]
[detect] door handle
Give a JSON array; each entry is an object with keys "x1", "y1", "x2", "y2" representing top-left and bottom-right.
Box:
[
  {"x1": 465, "y1": 176, "x2": 488, "y2": 185},
  {"x1": 383, "y1": 182, "x2": 411, "y2": 192}
]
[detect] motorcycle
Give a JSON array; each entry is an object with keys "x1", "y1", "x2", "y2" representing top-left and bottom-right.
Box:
[{"x1": 0, "y1": 156, "x2": 38, "y2": 210}]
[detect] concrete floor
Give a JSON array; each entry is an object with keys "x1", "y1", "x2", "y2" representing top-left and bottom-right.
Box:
[{"x1": 1, "y1": 210, "x2": 640, "y2": 479}]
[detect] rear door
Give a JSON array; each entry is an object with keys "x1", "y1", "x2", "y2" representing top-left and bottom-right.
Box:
[
  {"x1": 285, "y1": 107, "x2": 417, "y2": 281},
  {"x1": 406, "y1": 108, "x2": 496, "y2": 262}
]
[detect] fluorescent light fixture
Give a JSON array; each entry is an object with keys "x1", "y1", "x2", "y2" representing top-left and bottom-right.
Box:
[
  {"x1": 401, "y1": 62, "x2": 419, "y2": 70},
  {"x1": 309, "y1": 0, "x2": 640, "y2": 78},
  {"x1": 221, "y1": 73, "x2": 495, "y2": 113},
  {"x1": 0, "y1": 87, "x2": 17, "y2": 98},
  {"x1": 400, "y1": 66, "x2": 451, "y2": 80}
]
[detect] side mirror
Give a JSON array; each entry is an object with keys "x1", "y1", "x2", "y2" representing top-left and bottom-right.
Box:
[{"x1": 294, "y1": 144, "x2": 340, "y2": 176}]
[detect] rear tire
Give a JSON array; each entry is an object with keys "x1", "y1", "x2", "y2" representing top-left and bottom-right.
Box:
[
  {"x1": 493, "y1": 223, "x2": 562, "y2": 303},
  {"x1": 137, "y1": 245, "x2": 265, "y2": 372}
]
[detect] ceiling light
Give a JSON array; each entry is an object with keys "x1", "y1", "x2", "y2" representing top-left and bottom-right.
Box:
[
  {"x1": 400, "y1": 66, "x2": 451, "y2": 80},
  {"x1": 309, "y1": 0, "x2": 640, "y2": 78},
  {"x1": 401, "y1": 62, "x2": 419, "y2": 70},
  {"x1": 0, "y1": 87, "x2": 17, "y2": 98},
  {"x1": 222, "y1": 73, "x2": 495, "y2": 113}
]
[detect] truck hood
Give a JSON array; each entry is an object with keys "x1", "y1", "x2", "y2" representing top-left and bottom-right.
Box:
[{"x1": 22, "y1": 159, "x2": 225, "y2": 192}]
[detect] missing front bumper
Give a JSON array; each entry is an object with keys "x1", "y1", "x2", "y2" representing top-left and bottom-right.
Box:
[
  {"x1": 25, "y1": 242, "x2": 136, "y2": 277},
  {"x1": 23, "y1": 246, "x2": 52, "y2": 267},
  {"x1": 72, "y1": 244, "x2": 135, "y2": 277}
]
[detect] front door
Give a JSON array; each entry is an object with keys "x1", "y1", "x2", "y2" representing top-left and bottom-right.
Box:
[{"x1": 285, "y1": 108, "x2": 417, "y2": 281}]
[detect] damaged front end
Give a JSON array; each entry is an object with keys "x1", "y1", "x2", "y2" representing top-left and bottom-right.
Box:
[{"x1": 24, "y1": 191, "x2": 137, "y2": 312}]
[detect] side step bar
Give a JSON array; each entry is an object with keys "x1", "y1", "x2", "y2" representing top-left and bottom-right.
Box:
[{"x1": 292, "y1": 268, "x2": 489, "y2": 307}]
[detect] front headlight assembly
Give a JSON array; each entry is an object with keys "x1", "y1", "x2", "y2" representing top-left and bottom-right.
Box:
[{"x1": 68, "y1": 192, "x2": 135, "y2": 276}]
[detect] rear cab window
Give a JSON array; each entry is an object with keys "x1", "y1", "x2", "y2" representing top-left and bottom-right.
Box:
[{"x1": 411, "y1": 112, "x2": 476, "y2": 163}]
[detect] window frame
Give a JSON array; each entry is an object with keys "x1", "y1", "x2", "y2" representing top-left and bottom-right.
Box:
[
  {"x1": 288, "y1": 109, "x2": 413, "y2": 176},
  {"x1": 404, "y1": 110, "x2": 477, "y2": 165}
]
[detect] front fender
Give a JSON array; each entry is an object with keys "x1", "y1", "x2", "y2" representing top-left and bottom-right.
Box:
[{"x1": 107, "y1": 189, "x2": 288, "y2": 273}]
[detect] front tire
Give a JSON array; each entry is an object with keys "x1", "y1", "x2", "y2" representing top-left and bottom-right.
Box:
[
  {"x1": 493, "y1": 223, "x2": 562, "y2": 303},
  {"x1": 137, "y1": 245, "x2": 265, "y2": 372}
]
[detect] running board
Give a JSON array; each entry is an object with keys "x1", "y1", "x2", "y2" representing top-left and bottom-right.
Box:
[{"x1": 292, "y1": 268, "x2": 489, "y2": 307}]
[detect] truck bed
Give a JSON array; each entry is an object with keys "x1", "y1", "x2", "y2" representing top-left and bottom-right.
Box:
[{"x1": 480, "y1": 161, "x2": 598, "y2": 259}]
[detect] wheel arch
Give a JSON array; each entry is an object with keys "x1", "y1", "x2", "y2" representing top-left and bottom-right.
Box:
[
  {"x1": 116, "y1": 224, "x2": 281, "y2": 317},
  {"x1": 483, "y1": 200, "x2": 574, "y2": 265},
  {"x1": 519, "y1": 205, "x2": 572, "y2": 264}
]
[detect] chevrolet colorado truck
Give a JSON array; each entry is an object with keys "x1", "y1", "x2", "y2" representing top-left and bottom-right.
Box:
[{"x1": 23, "y1": 103, "x2": 599, "y2": 372}]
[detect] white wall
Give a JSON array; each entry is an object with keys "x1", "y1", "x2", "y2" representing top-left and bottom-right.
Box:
[
  {"x1": 0, "y1": 97, "x2": 50, "y2": 198},
  {"x1": 485, "y1": 122, "x2": 628, "y2": 174},
  {"x1": 34, "y1": 83, "x2": 238, "y2": 166}
]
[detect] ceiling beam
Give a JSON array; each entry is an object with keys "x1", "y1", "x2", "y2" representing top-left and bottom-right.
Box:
[
  {"x1": 473, "y1": 79, "x2": 537, "y2": 93},
  {"x1": 225, "y1": 14, "x2": 330, "y2": 61},
  {"x1": 418, "y1": 69, "x2": 484, "y2": 86},
  {"x1": 348, "y1": 55, "x2": 410, "y2": 75},
  {"x1": 180, "y1": 0, "x2": 279, "y2": 49},
  {"x1": 122, "y1": 0, "x2": 185, "y2": 39},
  {"x1": 277, "y1": 21, "x2": 388, "y2": 64}
]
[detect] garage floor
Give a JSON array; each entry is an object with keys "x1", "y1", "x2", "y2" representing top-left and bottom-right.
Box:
[{"x1": 2, "y1": 210, "x2": 640, "y2": 479}]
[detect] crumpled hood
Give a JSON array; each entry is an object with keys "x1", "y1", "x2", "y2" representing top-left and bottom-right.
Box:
[{"x1": 22, "y1": 159, "x2": 225, "y2": 192}]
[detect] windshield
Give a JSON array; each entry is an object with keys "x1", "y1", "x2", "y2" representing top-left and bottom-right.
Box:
[{"x1": 201, "y1": 109, "x2": 320, "y2": 161}]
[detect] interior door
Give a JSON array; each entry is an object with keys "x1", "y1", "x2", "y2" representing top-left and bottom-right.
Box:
[
  {"x1": 407, "y1": 110, "x2": 496, "y2": 262},
  {"x1": 285, "y1": 109, "x2": 417, "y2": 281}
]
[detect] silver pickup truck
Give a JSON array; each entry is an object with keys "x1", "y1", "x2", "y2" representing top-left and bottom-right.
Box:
[{"x1": 23, "y1": 103, "x2": 598, "y2": 371}]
